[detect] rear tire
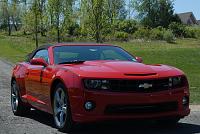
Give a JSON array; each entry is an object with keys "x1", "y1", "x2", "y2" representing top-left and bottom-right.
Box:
[
  {"x1": 11, "y1": 80, "x2": 30, "y2": 116},
  {"x1": 53, "y1": 83, "x2": 74, "y2": 132}
]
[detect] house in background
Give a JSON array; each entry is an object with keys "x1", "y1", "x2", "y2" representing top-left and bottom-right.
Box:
[
  {"x1": 178, "y1": 12, "x2": 198, "y2": 25},
  {"x1": 197, "y1": 20, "x2": 200, "y2": 25}
]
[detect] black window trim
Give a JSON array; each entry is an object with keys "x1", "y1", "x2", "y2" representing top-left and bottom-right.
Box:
[
  {"x1": 26, "y1": 44, "x2": 52, "y2": 62},
  {"x1": 28, "y1": 49, "x2": 50, "y2": 65}
]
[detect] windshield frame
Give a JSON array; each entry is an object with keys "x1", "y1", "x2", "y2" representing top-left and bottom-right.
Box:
[{"x1": 52, "y1": 45, "x2": 137, "y2": 64}]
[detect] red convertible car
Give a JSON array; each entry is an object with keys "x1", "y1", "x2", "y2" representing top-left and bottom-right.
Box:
[{"x1": 11, "y1": 43, "x2": 190, "y2": 132}]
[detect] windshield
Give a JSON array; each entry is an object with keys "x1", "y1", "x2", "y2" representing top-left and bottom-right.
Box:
[{"x1": 53, "y1": 45, "x2": 136, "y2": 64}]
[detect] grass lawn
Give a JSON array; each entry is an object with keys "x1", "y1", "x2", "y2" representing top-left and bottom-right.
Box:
[{"x1": 0, "y1": 35, "x2": 200, "y2": 104}]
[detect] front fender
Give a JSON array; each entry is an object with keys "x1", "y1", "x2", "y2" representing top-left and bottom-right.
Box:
[
  {"x1": 12, "y1": 63, "x2": 29, "y2": 100},
  {"x1": 50, "y1": 69, "x2": 84, "y2": 115}
]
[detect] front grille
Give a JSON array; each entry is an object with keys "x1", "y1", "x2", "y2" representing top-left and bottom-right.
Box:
[
  {"x1": 109, "y1": 79, "x2": 170, "y2": 93},
  {"x1": 104, "y1": 102, "x2": 178, "y2": 115}
]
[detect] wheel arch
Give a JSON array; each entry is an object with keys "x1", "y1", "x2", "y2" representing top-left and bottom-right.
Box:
[
  {"x1": 11, "y1": 76, "x2": 16, "y2": 84},
  {"x1": 11, "y1": 76, "x2": 25, "y2": 101},
  {"x1": 50, "y1": 78, "x2": 68, "y2": 105}
]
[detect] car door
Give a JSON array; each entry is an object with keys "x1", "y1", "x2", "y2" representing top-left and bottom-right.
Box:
[{"x1": 25, "y1": 49, "x2": 49, "y2": 110}]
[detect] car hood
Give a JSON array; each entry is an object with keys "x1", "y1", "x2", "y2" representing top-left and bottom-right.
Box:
[{"x1": 60, "y1": 61, "x2": 184, "y2": 78}]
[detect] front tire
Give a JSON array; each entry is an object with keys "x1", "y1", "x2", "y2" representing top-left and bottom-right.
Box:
[
  {"x1": 11, "y1": 80, "x2": 30, "y2": 116},
  {"x1": 53, "y1": 83, "x2": 74, "y2": 132}
]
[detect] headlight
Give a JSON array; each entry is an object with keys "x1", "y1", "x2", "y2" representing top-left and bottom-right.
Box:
[
  {"x1": 84, "y1": 79, "x2": 110, "y2": 90},
  {"x1": 169, "y1": 77, "x2": 182, "y2": 88}
]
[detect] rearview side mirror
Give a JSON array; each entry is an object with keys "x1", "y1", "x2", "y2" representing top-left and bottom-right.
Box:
[
  {"x1": 30, "y1": 58, "x2": 48, "y2": 67},
  {"x1": 136, "y1": 57, "x2": 143, "y2": 63}
]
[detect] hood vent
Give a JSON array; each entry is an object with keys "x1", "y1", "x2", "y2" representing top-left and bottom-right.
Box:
[{"x1": 124, "y1": 73, "x2": 157, "y2": 76}]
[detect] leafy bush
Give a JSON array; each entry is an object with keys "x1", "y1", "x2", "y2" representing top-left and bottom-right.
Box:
[
  {"x1": 149, "y1": 26, "x2": 165, "y2": 40},
  {"x1": 163, "y1": 30, "x2": 175, "y2": 43},
  {"x1": 47, "y1": 27, "x2": 57, "y2": 36},
  {"x1": 115, "y1": 20, "x2": 138, "y2": 34},
  {"x1": 67, "y1": 23, "x2": 80, "y2": 36},
  {"x1": 195, "y1": 27, "x2": 200, "y2": 39},
  {"x1": 73, "y1": 27, "x2": 82, "y2": 37},
  {"x1": 185, "y1": 27, "x2": 200, "y2": 38},
  {"x1": 184, "y1": 27, "x2": 196, "y2": 38},
  {"x1": 134, "y1": 27, "x2": 150, "y2": 39},
  {"x1": 63, "y1": 37, "x2": 75, "y2": 42},
  {"x1": 114, "y1": 31, "x2": 129, "y2": 41},
  {"x1": 169, "y1": 22, "x2": 186, "y2": 37},
  {"x1": 169, "y1": 22, "x2": 200, "y2": 39},
  {"x1": 76, "y1": 27, "x2": 91, "y2": 38},
  {"x1": 134, "y1": 26, "x2": 175, "y2": 43}
]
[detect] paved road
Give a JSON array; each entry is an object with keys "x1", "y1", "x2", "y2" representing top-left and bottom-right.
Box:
[{"x1": 0, "y1": 59, "x2": 200, "y2": 134}]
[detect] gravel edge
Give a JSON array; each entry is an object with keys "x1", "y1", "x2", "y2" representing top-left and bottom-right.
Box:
[
  {"x1": 0, "y1": 58, "x2": 14, "y2": 67},
  {"x1": 190, "y1": 105, "x2": 200, "y2": 112}
]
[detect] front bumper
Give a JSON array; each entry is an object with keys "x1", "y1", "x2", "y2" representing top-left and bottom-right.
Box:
[{"x1": 70, "y1": 87, "x2": 190, "y2": 123}]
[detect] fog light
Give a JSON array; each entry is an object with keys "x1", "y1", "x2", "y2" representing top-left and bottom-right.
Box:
[
  {"x1": 182, "y1": 96, "x2": 189, "y2": 106},
  {"x1": 84, "y1": 101, "x2": 95, "y2": 111}
]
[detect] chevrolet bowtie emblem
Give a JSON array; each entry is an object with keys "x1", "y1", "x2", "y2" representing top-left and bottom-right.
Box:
[{"x1": 139, "y1": 83, "x2": 153, "y2": 89}]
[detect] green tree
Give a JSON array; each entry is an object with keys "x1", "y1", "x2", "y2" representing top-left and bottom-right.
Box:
[
  {"x1": 62, "y1": 0, "x2": 79, "y2": 36},
  {"x1": 20, "y1": 0, "x2": 47, "y2": 47},
  {"x1": 133, "y1": 0, "x2": 158, "y2": 27},
  {"x1": 48, "y1": 0, "x2": 64, "y2": 42},
  {"x1": 10, "y1": 0, "x2": 21, "y2": 31},
  {"x1": 21, "y1": 0, "x2": 28, "y2": 35},
  {"x1": 33, "y1": 0, "x2": 40, "y2": 48},
  {"x1": 157, "y1": 0, "x2": 180, "y2": 27},
  {"x1": 38, "y1": 0, "x2": 47, "y2": 36},
  {"x1": 106, "y1": 0, "x2": 127, "y2": 34},
  {"x1": 133, "y1": 0, "x2": 179, "y2": 28},
  {"x1": 81, "y1": 0, "x2": 109, "y2": 43},
  {"x1": 0, "y1": 0, "x2": 11, "y2": 35}
]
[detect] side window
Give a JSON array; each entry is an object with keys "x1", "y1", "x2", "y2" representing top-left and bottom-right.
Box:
[{"x1": 33, "y1": 49, "x2": 49, "y2": 63}]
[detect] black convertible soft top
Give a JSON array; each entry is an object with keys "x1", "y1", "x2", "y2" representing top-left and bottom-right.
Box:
[{"x1": 26, "y1": 44, "x2": 52, "y2": 62}]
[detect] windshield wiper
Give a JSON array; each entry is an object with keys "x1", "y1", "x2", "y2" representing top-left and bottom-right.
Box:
[{"x1": 58, "y1": 60, "x2": 85, "y2": 65}]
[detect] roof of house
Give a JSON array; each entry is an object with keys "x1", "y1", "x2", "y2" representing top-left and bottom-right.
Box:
[
  {"x1": 197, "y1": 20, "x2": 200, "y2": 25},
  {"x1": 178, "y1": 12, "x2": 197, "y2": 25}
]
